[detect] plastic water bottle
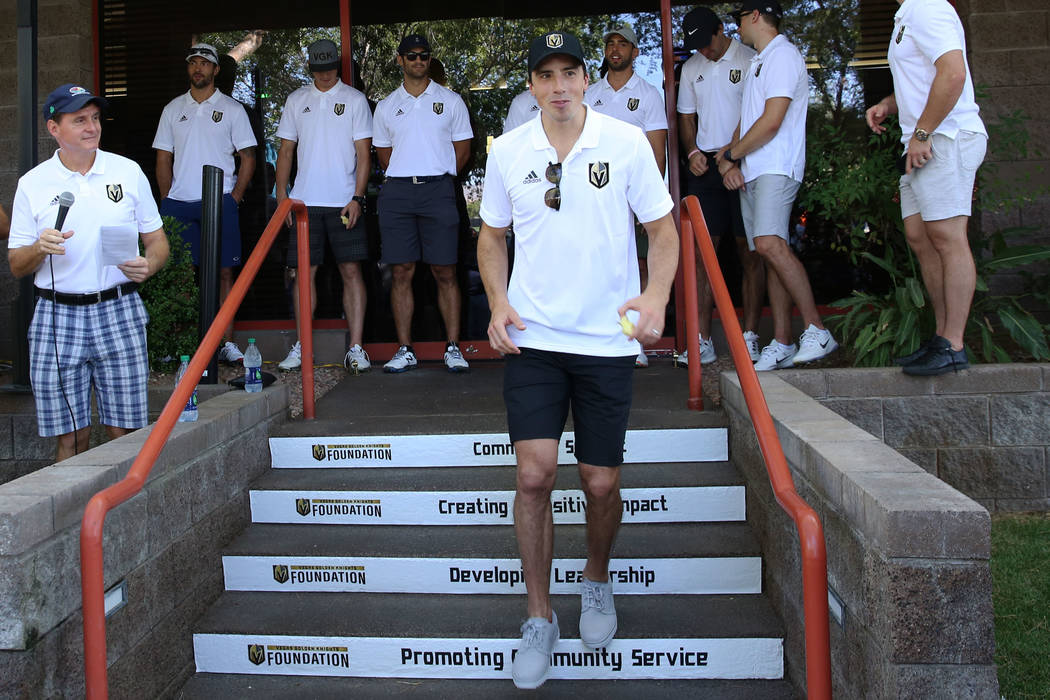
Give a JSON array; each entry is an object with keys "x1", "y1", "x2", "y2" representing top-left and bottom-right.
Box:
[
  {"x1": 175, "y1": 355, "x2": 199, "y2": 422},
  {"x1": 244, "y1": 338, "x2": 263, "y2": 393}
]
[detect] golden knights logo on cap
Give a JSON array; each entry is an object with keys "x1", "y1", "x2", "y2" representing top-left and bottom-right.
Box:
[
  {"x1": 588, "y1": 162, "x2": 609, "y2": 189},
  {"x1": 212, "y1": 110, "x2": 223, "y2": 123},
  {"x1": 729, "y1": 69, "x2": 742, "y2": 84},
  {"x1": 896, "y1": 25, "x2": 905, "y2": 44},
  {"x1": 296, "y1": 498, "x2": 312, "y2": 516},
  {"x1": 546, "y1": 33, "x2": 564, "y2": 49},
  {"x1": 106, "y1": 184, "x2": 123, "y2": 203},
  {"x1": 248, "y1": 644, "x2": 266, "y2": 665},
  {"x1": 272, "y1": 564, "x2": 290, "y2": 583},
  {"x1": 334, "y1": 103, "x2": 345, "y2": 115},
  {"x1": 433, "y1": 102, "x2": 444, "y2": 115},
  {"x1": 312, "y1": 444, "x2": 326, "y2": 461},
  {"x1": 627, "y1": 98, "x2": 639, "y2": 111}
]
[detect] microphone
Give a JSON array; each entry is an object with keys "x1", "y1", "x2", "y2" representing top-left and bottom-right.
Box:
[{"x1": 54, "y1": 191, "x2": 75, "y2": 231}]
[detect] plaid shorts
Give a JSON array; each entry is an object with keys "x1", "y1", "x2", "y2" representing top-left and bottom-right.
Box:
[{"x1": 28, "y1": 292, "x2": 150, "y2": 437}]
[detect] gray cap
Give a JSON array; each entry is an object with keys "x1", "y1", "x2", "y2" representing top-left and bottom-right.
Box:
[
  {"x1": 186, "y1": 43, "x2": 219, "y2": 65},
  {"x1": 603, "y1": 24, "x2": 639, "y2": 47},
  {"x1": 308, "y1": 39, "x2": 339, "y2": 72}
]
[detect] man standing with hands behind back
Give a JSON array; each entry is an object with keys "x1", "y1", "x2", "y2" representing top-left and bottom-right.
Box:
[
  {"x1": 478, "y1": 32, "x2": 679, "y2": 690},
  {"x1": 866, "y1": 0, "x2": 986, "y2": 376}
]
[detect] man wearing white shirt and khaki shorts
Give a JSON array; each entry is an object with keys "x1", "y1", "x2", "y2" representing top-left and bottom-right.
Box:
[
  {"x1": 478, "y1": 31, "x2": 679, "y2": 690},
  {"x1": 274, "y1": 39, "x2": 374, "y2": 374},
  {"x1": 866, "y1": 0, "x2": 986, "y2": 376}
]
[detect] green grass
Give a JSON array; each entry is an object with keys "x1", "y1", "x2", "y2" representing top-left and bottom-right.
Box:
[{"x1": 992, "y1": 512, "x2": 1050, "y2": 699}]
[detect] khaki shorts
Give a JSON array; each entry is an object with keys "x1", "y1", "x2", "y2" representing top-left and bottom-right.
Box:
[
  {"x1": 900, "y1": 130, "x2": 987, "y2": 222},
  {"x1": 739, "y1": 174, "x2": 800, "y2": 252}
]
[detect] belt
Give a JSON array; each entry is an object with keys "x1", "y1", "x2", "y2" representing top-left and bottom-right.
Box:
[
  {"x1": 385, "y1": 174, "x2": 450, "y2": 184},
  {"x1": 35, "y1": 282, "x2": 139, "y2": 306}
]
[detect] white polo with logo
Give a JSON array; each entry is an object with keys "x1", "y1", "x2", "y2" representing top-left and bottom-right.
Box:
[
  {"x1": 503, "y1": 89, "x2": 540, "y2": 132},
  {"x1": 152, "y1": 89, "x2": 257, "y2": 201},
  {"x1": 677, "y1": 39, "x2": 756, "y2": 151},
  {"x1": 9, "y1": 150, "x2": 163, "y2": 293},
  {"x1": 585, "y1": 72, "x2": 667, "y2": 134},
  {"x1": 373, "y1": 81, "x2": 473, "y2": 177},
  {"x1": 276, "y1": 81, "x2": 373, "y2": 207},
  {"x1": 480, "y1": 107, "x2": 673, "y2": 357},
  {"x1": 739, "y1": 34, "x2": 808, "y2": 183},
  {"x1": 888, "y1": 0, "x2": 985, "y2": 146}
]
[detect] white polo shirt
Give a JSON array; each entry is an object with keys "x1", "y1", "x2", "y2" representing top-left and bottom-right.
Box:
[
  {"x1": 585, "y1": 72, "x2": 668, "y2": 134},
  {"x1": 677, "y1": 39, "x2": 756, "y2": 151},
  {"x1": 503, "y1": 90, "x2": 540, "y2": 132},
  {"x1": 373, "y1": 80, "x2": 473, "y2": 177},
  {"x1": 480, "y1": 107, "x2": 673, "y2": 357},
  {"x1": 276, "y1": 81, "x2": 374, "y2": 207},
  {"x1": 9, "y1": 150, "x2": 163, "y2": 293},
  {"x1": 888, "y1": 0, "x2": 985, "y2": 147},
  {"x1": 152, "y1": 89, "x2": 257, "y2": 201},
  {"x1": 739, "y1": 34, "x2": 808, "y2": 183}
]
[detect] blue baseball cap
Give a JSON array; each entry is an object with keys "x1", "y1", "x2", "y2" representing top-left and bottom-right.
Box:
[
  {"x1": 43, "y1": 83, "x2": 108, "y2": 122},
  {"x1": 398, "y1": 34, "x2": 431, "y2": 54}
]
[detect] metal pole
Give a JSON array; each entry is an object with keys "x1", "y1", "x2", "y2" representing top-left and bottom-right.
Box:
[
  {"x1": 7, "y1": 0, "x2": 38, "y2": 394},
  {"x1": 199, "y1": 165, "x2": 222, "y2": 384}
]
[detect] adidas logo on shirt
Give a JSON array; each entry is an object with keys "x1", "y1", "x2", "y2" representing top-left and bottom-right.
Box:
[
  {"x1": 522, "y1": 170, "x2": 541, "y2": 184},
  {"x1": 530, "y1": 105, "x2": 539, "y2": 111},
  {"x1": 49, "y1": 194, "x2": 60, "y2": 206},
  {"x1": 593, "y1": 99, "x2": 604, "y2": 106},
  {"x1": 695, "y1": 75, "x2": 704, "y2": 82},
  {"x1": 395, "y1": 108, "x2": 405, "y2": 116},
  {"x1": 303, "y1": 106, "x2": 311, "y2": 113},
  {"x1": 178, "y1": 115, "x2": 188, "y2": 121}
]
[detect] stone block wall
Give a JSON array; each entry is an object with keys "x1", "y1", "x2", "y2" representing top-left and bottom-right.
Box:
[
  {"x1": 778, "y1": 365, "x2": 1050, "y2": 513},
  {"x1": 721, "y1": 371, "x2": 999, "y2": 699},
  {"x1": 0, "y1": 385, "x2": 288, "y2": 698}
]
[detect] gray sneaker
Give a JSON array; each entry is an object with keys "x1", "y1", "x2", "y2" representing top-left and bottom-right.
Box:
[
  {"x1": 511, "y1": 610, "x2": 559, "y2": 690},
  {"x1": 383, "y1": 345, "x2": 417, "y2": 373},
  {"x1": 579, "y1": 578, "x2": 617, "y2": 649},
  {"x1": 444, "y1": 343, "x2": 469, "y2": 373}
]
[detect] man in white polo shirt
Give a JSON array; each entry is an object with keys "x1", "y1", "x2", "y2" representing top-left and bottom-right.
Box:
[
  {"x1": 504, "y1": 89, "x2": 540, "y2": 132},
  {"x1": 373, "y1": 33, "x2": 473, "y2": 374},
  {"x1": 717, "y1": 0, "x2": 837, "y2": 371},
  {"x1": 153, "y1": 43, "x2": 257, "y2": 364},
  {"x1": 274, "y1": 39, "x2": 374, "y2": 374},
  {"x1": 866, "y1": 0, "x2": 986, "y2": 376},
  {"x1": 678, "y1": 6, "x2": 764, "y2": 367},
  {"x1": 9, "y1": 84, "x2": 169, "y2": 460},
  {"x1": 477, "y1": 32, "x2": 679, "y2": 690},
  {"x1": 585, "y1": 23, "x2": 668, "y2": 367}
]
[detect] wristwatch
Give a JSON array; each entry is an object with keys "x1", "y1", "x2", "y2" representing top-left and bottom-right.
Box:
[
  {"x1": 351, "y1": 195, "x2": 367, "y2": 212},
  {"x1": 725, "y1": 149, "x2": 741, "y2": 165},
  {"x1": 913, "y1": 128, "x2": 930, "y2": 143}
]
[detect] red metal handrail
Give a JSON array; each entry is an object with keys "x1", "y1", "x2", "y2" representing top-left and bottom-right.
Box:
[
  {"x1": 80, "y1": 197, "x2": 315, "y2": 698},
  {"x1": 681, "y1": 195, "x2": 832, "y2": 699}
]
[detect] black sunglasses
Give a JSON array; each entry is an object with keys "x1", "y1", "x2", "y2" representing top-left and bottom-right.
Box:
[
  {"x1": 187, "y1": 47, "x2": 217, "y2": 60},
  {"x1": 402, "y1": 51, "x2": 431, "y2": 61},
  {"x1": 544, "y1": 162, "x2": 562, "y2": 211}
]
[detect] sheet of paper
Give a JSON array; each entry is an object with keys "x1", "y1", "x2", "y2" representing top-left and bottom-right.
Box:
[{"x1": 100, "y1": 225, "x2": 139, "y2": 267}]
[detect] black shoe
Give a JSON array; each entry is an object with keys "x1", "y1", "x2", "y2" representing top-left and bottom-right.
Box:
[
  {"x1": 894, "y1": 336, "x2": 936, "y2": 366},
  {"x1": 902, "y1": 338, "x2": 969, "y2": 376}
]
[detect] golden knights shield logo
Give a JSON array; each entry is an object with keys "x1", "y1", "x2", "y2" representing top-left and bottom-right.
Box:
[
  {"x1": 334, "y1": 103, "x2": 345, "y2": 116},
  {"x1": 896, "y1": 25, "x2": 905, "y2": 44},
  {"x1": 729, "y1": 69, "x2": 742, "y2": 84},
  {"x1": 312, "y1": 444, "x2": 326, "y2": 461},
  {"x1": 546, "y1": 33, "x2": 564, "y2": 49},
  {"x1": 433, "y1": 102, "x2": 444, "y2": 115},
  {"x1": 212, "y1": 110, "x2": 223, "y2": 123},
  {"x1": 272, "y1": 564, "x2": 290, "y2": 584},
  {"x1": 248, "y1": 644, "x2": 266, "y2": 665},
  {"x1": 755, "y1": 64, "x2": 762, "y2": 78},
  {"x1": 106, "y1": 184, "x2": 123, "y2": 203},
  {"x1": 296, "y1": 498, "x2": 312, "y2": 516},
  {"x1": 588, "y1": 162, "x2": 609, "y2": 189},
  {"x1": 627, "y1": 98, "x2": 639, "y2": 112}
]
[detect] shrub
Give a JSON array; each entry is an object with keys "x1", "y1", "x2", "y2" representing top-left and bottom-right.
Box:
[{"x1": 139, "y1": 217, "x2": 199, "y2": 371}]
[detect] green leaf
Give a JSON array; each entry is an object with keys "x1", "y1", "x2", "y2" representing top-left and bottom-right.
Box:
[
  {"x1": 981, "y1": 246, "x2": 1050, "y2": 272},
  {"x1": 905, "y1": 277, "x2": 926, "y2": 308},
  {"x1": 999, "y1": 305, "x2": 1050, "y2": 360}
]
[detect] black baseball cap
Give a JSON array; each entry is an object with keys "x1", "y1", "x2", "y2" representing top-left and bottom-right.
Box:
[
  {"x1": 683, "y1": 7, "x2": 721, "y2": 51},
  {"x1": 398, "y1": 34, "x2": 431, "y2": 54},
  {"x1": 733, "y1": 0, "x2": 784, "y2": 20},
  {"x1": 43, "y1": 83, "x2": 108, "y2": 122},
  {"x1": 528, "y1": 32, "x2": 585, "y2": 73},
  {"x1": 307, "y1": 39, "x2": 339, "y2": 72}
]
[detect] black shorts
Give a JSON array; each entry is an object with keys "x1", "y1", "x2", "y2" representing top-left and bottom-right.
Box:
[
  {"x1": 686, "y1": 153, "x2": 746, "y2": 240},
  {"x1": 377, "y1": 176, "x2": 460, "y2": 265},
  {"x1": 287, "y1": 205, "x2": 368, "y2": 268},
  {"x1": 503, "y1": 348, "x2": 635, "y2": 467}
]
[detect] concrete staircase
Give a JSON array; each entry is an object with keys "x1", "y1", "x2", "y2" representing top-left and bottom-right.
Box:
[{"x1": 179, "y1": 366, "x2": 796, "y2": 697}]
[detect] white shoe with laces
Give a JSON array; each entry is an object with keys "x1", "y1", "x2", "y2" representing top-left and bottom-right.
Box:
[
  {"x1": 743, "y1": 330, "x2": 761, "y2": 362},
  {"x1": 754, "y1": 340, "x2": 798, "y2": 371},
  {"x1": 384, "y1": 345, "x2": 417, "y2": 373},
  {"x1": 277, "y1": 341, "x2": 301, "y2": 371},
  {"x1": 444, "y1": 343, "x2": 469, "y2": 373},
  {"x1": 792, "y1": 324, "x2": 838, "y2": 364},
  {"x1": 678, "y1": 335, "x2": 717, "y2": 367},
  {"x1": 579, "y1": 578, "x2": 617, "y2": 649},
  {"x1": 511, "y1": 610, "x2": 560, "y2": 690},
  {"x1": 343, "y1": 344, "x2": 371, "y2": 373},
  {"x1": 218, "y1": 341, "x2": 244, "y2": 364}
]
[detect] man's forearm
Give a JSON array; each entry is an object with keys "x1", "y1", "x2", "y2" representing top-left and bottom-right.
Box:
[
  {"x1": 232, "y1": 151, "x2": 256, "y2": 202},
  {"x1": 354, "y1": 140, "x2": 372, "y2": 197},
  {"x1": 641, "y1": 214, "x2": 680, "y2": 300},
  {"x1": 678, "y1": 113, "x2": 698, "y2": 156},
  {"x1": 8, "y1": 244, "x2": 46, "y2": 279},
  {"x1": 477, "y1": 224, "x2": 510, "y2": 308}
]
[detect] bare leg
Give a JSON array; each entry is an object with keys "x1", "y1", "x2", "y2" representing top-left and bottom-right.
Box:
[
  {"x1": 754, "y1": 236, "x2": 823, "y2": 343},
  {"x1": 903, "y1": 214, "x2": 947, "y2": 338},
  {"x1": 220, "y1": 267, "x2": 235, "y2": 341},
  {"x1": 390, "y1": 262, "x2": 416, "y2": 347},
  {"x1": 338, "y1": 261, "x2": 367, "y2": 348},
  {"x1": 514, "y1": 439, "x2": 559, "y2": 620},
  {"x1": 924, "y1": 215, "x2": 974, "y2": 350},
  {"x1": 579, "y1": 464, "x2": 622, "y2": 582},
  {"x1": 55, "y1": 426, "x2": 93, "y2": 462},
  {"x1": 738, "y1": 240, "x2": 766, "y2": 333},
  {"x1": 289, "y1": 265, "x2": 320, "y2": 341},
  {"x1": 431, "y1": 263, "x2": 461, "y2": 343},
  {"x1": 695, "y1": 236, "x2": 720, "y2": 339}
]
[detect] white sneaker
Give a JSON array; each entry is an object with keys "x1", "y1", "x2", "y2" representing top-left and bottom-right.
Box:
[
  {"x1": 793, "y1": 324, "x2": 838, "y2": 364},
  {"x1": 511, "y1": 611, "x2": 560, "y2": 690},
  {"x1": 277, "y1": 341, "x2": 301, "y2": 371},
  {"x1": 579, "y1": 578, "x2": 617, "y2": 649},
  {"x1": 384, "y1": 345, "x2": 417, "y2": 373},
  {"x1": 218, "y1": 341, "x2": 244, "y2": 364},
  {"x1": 635, "y1": 349, "x2": 649, "y2": 367},
  {"x1": 743, "y1": 331, "x2": 761, "y2": 362},
  {"x1": 343, "y1": 344, "x2": 371, "y2": 373},
  {"x1": 754, "y1": 340, "x2": 798, "y2": 371},
  {"x1": 677, "y1": 335, "x2": 717, "y2": 367},
  {"x1": 444, "y1": 343, "x2": 469, "y2": 373}
]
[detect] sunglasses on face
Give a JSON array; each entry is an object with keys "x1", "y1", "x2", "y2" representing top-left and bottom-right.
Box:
[
  {"x1": 544, "y1": 161, "x2": 562, "y2": 211},
  {"x1": 402, "y1": 52, "x2": 431, "y2": 61}
]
